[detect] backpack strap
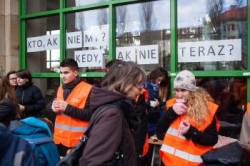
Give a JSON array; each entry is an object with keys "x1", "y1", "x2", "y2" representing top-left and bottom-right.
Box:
[{"x1": 84, "y1": 104, "x2": 119, "y2": 136}]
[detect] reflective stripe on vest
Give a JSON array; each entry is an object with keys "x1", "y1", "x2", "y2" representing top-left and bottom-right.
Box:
[
  {"x1": 166, "y1": 127, "x2": 186, "y2": 140},
  {"x1": 54, "y1": 81, "x2": 92, "y2": 147},
  {"x1": 55, "y1": 123, "x2": 88, "y2": 132},
  {"x1": 160, "y1": 144, "x2": 202, "y2": 163},
  {"x1": 161, "y1": 98, "x2": 218, "y2": 166}
]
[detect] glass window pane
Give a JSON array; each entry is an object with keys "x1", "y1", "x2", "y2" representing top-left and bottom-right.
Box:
[
  {"x1": 66, "y1": 0, "x2": 108, "y2": 7},
  {"x1": 198, "y1": 77, "x2": 246, "y2": 138},
  {"x1": 66, "y1": 9, "x2": 108, "y2": 72},
  {"x1": 116, "y1": 0, "x2": 170, "y2": 73},
  {"x1": 26, "y1": 0, "x2": 59, "y2": 14},
  {"x1": 26, "y1": 16, "x2": 60, "y2": 73},
  {"x1": 177, "y1": 0, "x2": 247, "y2": 71}
]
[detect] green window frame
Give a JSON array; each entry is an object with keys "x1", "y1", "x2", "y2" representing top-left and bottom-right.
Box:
[{"x1": 19, "y1": 0, "x2": 250, "y2": 101}]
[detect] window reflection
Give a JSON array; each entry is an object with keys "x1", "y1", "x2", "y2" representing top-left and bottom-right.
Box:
[
  {"x1": 66, "y1": 0, "x2": 108, "y2": 7},
  {"x1": 26, "y1": 16, "x2": 60, "y2": 73},
  {"x1": 177, "y1": 0, "x2": 247, "y2": 70},
  {"x1": 116, "y1": 0, "x2": 170, "y2": 72},
  {"x1": 26, "y1": 0, "x2": 59, "y2": 14},
  {"x1": 66, "y1": 9, "x2": 109, "y2": 72},
  {"x1": 198, "y1": 77, "x2": 246, "y2": 138}
]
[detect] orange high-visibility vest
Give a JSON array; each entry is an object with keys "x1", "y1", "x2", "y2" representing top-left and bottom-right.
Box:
[
  {"x1": 160, "y1": 98, "x2": 218, "y2": 166},
  {"x1": 54, "y1": 81, "x2": 92, "y2": 147},
  {"x1": 141, "y1": 133, "x2": 149, "y2": 157},
  {"x1": 247, "y1": 103, "x2": 250, "y2": 115}
]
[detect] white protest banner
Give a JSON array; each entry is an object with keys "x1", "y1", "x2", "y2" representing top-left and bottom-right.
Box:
[
  {"x1": 116, "y1": 46, "x2": 136, "y2": 62},
  {"x1": 66, "y1": 31, "x2": 83, "y2": 49},
  {"x1": 83, "y1": 25, "x2": 108, "y2": 48},
  {"x1": 116, "y1": 45, "x2": 159, "y2": 64},
  {"x1": 178, "y1": 39, "x2": 242, "y2": 62},
  {"x1": 136, "y1": 45, "x2": 159, "y2": 64},
  {"x1": 27, "y1": 34, "x2": 59, "y2": 52},
  {"x1": 74, "y1": 50, "x2": 103, "y2": 67}
]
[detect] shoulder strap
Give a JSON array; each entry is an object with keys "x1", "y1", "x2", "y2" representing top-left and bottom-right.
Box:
[{"x1": 84, "y1": 104, "x2": 119, "y2": 136}]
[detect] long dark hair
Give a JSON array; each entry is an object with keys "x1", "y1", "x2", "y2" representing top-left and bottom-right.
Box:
[
  {"x1": 0, "y1": 77, "x2": 16, "y2": 101},
  {"x1": 0, "y1": 77, "x2": 20, "y2": 120},
  {"x1": 16, "y1": 69, "x2": 32, "y2": 84}
]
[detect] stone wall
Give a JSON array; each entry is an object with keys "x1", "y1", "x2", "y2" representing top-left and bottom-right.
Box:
[{"x1": 0, "y1": 0, "x2": 19, "y2": 77}]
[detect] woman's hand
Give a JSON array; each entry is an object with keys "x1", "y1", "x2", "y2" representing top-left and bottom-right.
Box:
[
  {"x1": 173, "y1": 102, "x2": 187, "y2": 115},
  {"x1": 179, "y1": 121, "x2": 190, "y2": 135}
]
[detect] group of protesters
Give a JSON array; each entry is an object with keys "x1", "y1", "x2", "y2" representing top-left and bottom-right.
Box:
[{"x1": 0, "y1": 58, "x2": 249, "y2": 166}]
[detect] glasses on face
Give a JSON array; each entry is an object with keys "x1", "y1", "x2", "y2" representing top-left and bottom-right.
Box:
[
  {"x1": 9, "y1": 77, "x2": 17, "y2": 81},
  {"x1": 135, "y1": 83, "x2": 145, "y2": 89}
]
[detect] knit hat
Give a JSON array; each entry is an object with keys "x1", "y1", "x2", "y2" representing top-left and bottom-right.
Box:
[{"x1": 174, "y1": 70, "x2": 197, "y2": 91}]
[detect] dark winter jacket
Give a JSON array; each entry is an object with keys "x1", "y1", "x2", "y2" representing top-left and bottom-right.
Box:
[
  {"x1": 0, "y1": 123, "x2": 38, "y2": 166},
  {"x1": 78, "y1": 87, "x2": 138, "y2": 166},
  {"x1": 16, "y1": 83, "x2": 45, "y2": 117},
  {"x1": 145, "y1": 81, "x2": 165, "y2": 135},
  {"x1": 156, "y1": 107, "x2": 218, "y2": 146},
  {"x1": 10, "y1": 117, "x2": 60, "y2": 166}
]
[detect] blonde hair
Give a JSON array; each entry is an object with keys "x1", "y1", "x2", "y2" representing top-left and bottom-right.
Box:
[{"x1": 186, "y1": 88, "x2": 213, "y2": 126}]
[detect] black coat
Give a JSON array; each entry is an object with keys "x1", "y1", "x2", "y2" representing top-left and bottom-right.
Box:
[{"x1": 16, "y1": 83, "x2": 45, "y2": 117}]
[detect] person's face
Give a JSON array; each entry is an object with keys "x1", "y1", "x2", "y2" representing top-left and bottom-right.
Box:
[
  {"x1": 174, "y1": 88, "x2": 190, "y2": 102},
  {"x1": 8, "y1": 73, "x2": 17, "y2": 87},
  {"x1": 126, "y1": 83, "x2": 144, "y2": 100},
  {"x1": 60, "y1": 67, "x2": 78, "y2": 84},
  {"x1": 17, "y1": 77, "x2": 29, "y2": 86},
  {"x1": 155, "y1": 76, "x2": 165, "y2": 85}
]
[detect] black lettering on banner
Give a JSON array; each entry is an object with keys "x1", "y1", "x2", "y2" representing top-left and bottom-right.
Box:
[
  {"x1": 198, "y1": 46, "x2": 205, "y2": 56},
  {"x1": 68, "y1": 36, "x2": 73, "y2": 44},
  {"x1": 75, "y1": 54, "x2": 81, "y2": 63},
  {"x1": 47, "y1": 38, "x2": 52, "y2": 47},
  {"x1": 76, "y1": 35, "x2": 81, "y2": 44},
  {"x1": 218, "y1": 45, "x2": 225, "y2": 56},
  {"x1": 53, "y1": 37, "x2": 58, "y2": 45},
  {"x1": 37, "y1": 40, "x2": 43, "y2": 48},
  {"x1": 180, "y1": 47, "x2": 186, "y2": 57},
  {"x1": 125, "y1": 51, "x2": 131, "y2": 61},
  {"x1": 81, "y1": 54, "x2": 86, "y2": 62},
  {"x1": 190, "y1": 47, "x2": 196, "y2": 57},
  {"x1": 87, "y1": 54, "x2": 92, "y2": 62},
  {"x1": 85, "y1": 35, "x2": 93, "y2": 43},
  {"x1": 151, "y1": 49, "x2": 156, "y2": 59},
  {"x1": 117, "y1": 52, "x2": 124, "y2": 60},
  {"x1": 28, "y1": 41, "x2": 32, "y2": 48},
  {"x1": 93, "y1": 54, "x2": 98, "y2": 63},
  {"x1": 228, "y1": 44, "x2": 234, "y2": 55},
  {"x1": 139, "y1": 50, "x2": 146, "y2": 59},
  {"x1": 207, "y1": 46, "x2": 216, "y2": 56}
]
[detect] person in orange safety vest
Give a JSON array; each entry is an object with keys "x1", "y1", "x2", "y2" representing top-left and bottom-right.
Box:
[
  {"x1": 52, "y1": 58, "x2": 93, "y2": 156},
  {"x1": 156, "y1": 70, "x2": 219, "y2": 166}
]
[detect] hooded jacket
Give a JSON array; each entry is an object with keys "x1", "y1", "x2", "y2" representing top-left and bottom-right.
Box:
[
  {"x1": 0, "y1": 123, "x2": 37, "y2": 166},
  {"x1": 78, "y1": 87, "x2": 138, "y2": 166},
  {"x1": 10, "y1": 117, "x2": 59, "y2": 166}
]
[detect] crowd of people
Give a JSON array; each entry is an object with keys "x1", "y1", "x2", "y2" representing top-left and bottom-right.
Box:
[{"x1": 0, "y1": 59, "x2": 249, "y2": 166}]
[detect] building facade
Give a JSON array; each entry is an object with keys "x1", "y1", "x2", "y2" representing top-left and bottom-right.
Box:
[
  {"x1": 0, "y1": 0, "x2": 248, "y2": 137},
  {"x1": 0, "y1": 0, "x2": 19, "y2": 76}
]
